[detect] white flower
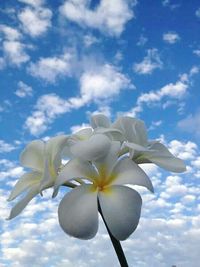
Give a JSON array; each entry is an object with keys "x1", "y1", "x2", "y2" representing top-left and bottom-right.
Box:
[
  {"x1": 54, "y1": 141, "x2": 154, "y2": 241},
  {"x1": 7, "y1": 135, "x2": 68, "y2": 219},
  {"x1": 91, "y1": 114, "x2": 186, "y2": 173}
]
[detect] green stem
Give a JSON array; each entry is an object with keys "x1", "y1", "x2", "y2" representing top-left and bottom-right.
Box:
[{"x1": 98, "y1": 201, "x2": 129, "y2": 267}]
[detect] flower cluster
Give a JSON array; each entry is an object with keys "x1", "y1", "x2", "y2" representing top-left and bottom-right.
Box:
[{"x1": 8, "y1": 114, "x2": 186, "y2": 241}]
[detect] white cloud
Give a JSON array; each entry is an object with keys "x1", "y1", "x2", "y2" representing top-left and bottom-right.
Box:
[
  {"x1": 0, "y1": 140, "x2": 16, "y2": 153},
  {"x1": 18, "y1": 0, "x2": 44, "y2": 7},
  {"x1": 195, "y1": 8, "x2": 200, "y2": 18},
  {"x1": 126, "y1": 67, "x2": 197, "y2": 116},
  {"x1": 0, "y1": 24, "x2": 30, "y2": 67},
  {"x1": 162, "y1": 0, "x2": 180, "y2": 9},
  {"x1": 15, "y1": 81, "x2": 33, "y2": 98},
  {"x1": 24, "y1": 94, "x2": 71, "y2": 135},
  {"x1": 193, "y1": 49, "x2": 200, "y2": 56},
  {"x1": 178, "y1": 109, "x2": 200, "y2": 137},
  {"x1": 18, "y1": 7, "x2": 52, "y2": 37},
  {"x1": 3, "y1": 40, "x2": 30, "y2": 66},
  {"x1": 163, "y1": 32, "x2": 180, "y2": 44},
  {"x1": 60, "y1": 0, "x2": 136, "y2": 36},
  {"x1": 25, "y1": 63, "x2": 132, "y2": 135},
  {"x1": 28, "y1": 52, "x2": 75, "y2": 83},
  {"x1": 168, "y1": 140, "x2": 198, "y2": 160},
  {"x1": 133, "y1": 48, "x2": 163, "y2": 75},
  {"x1": 0, "y1": 24, "x2": 21, "y2": 40},
  {"x1": 79, "y1": 63, "x2": 132, "y2": 103}
]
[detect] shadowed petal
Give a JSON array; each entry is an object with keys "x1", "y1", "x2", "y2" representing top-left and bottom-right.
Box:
[
  {"x1": 70, "y1": 134, "x2": 111, "y2": 161},
  {"x1": 98, "y1": 185, "x2": 142, "y2": 241},
  {"x1": 58, "y1": 185, "x2": 98, "y2": 240},
  {"x1": 46, "y1": 135, "x2": 68, "y2": 172},
  {"x1": 8, "y1": 172, "x2": 41, "y2": 201},
  {"x1": 20, "y1": 140, "x2": 45, "y2": 171},
  {"x1": 7, "y1": 185, "x2": 39, "y2": 220},
  {"x1": 90, "y1": 114, "x2": 111, "y2": 129},
  {"x1": 110, "y1": 157, "x2": 154, "y2": 193},
  {"x1": 138, "y1": 142, "x2": 186, "y2": 173},
  {"x1": 55, "y1": 159, "x2": 98, "y2": 190}
]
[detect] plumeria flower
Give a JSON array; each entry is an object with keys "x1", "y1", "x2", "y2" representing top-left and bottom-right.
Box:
[
  {"x1": 91, "y1": 114, "x2": 186, "y2": 173},
  {"x1": 7, "y1": 135, "x2": 68, "y2": 219},
  {"x1": 54, "y1": 141, "x2": 154, "y2": 241}
]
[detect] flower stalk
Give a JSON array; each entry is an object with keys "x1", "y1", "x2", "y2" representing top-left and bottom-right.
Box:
[{"x1": 98, "y1": 200, "x2": 129, "y2": 267}]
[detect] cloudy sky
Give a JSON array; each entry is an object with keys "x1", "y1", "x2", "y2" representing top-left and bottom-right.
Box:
[{"x1": 0, "y1": 0, "x2": 200, "y2": 266}]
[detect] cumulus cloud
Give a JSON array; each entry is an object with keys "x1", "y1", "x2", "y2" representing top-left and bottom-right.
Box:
[
  {"x1": 79, "y1": 63, "x2": 132, "y2": 103},
  {"x1": 59, "y1": 0, "x2": 136, "y2": 36},
  {"x1": 24, "y1": 94, "x2": 71, "y2": 135},
  {"x1": 3, "y1": 41, "x2": 30, "y2": 66},
  {"x1": 17, "y1": 0, "x2": 44, "y2": 7},
  {"x1": 0, "y1": 140, "x2": 16, "y2": 153},
  {"x1": 28, "y1": 52, "x2": 75, "y2": 83},
  {"x1": 193, "y1": 49, "x2": 200, "y2": 57},
  {"x1": 25, "y1": 63, "x2": 132, "y2": 135},
  {"x1": 163, "y1": 32, "x2": 180, "y2": 44},
  {"x1": 15, "y1": 81, "x2": 33, "y2": 98},
  {"x1": 0, "y1": 24, "x2": 30, "y2": 67},
  {"x1": 18, "y1": 6, "x2": 52, "y2": 37},
  {"x1": 177, "y1": 109, "x2": 200, "y2": 137},
  {"x1": 133, "y1": 48, "x2": 163, "y2": 75},
  {"x1": 127, "y1": 67, "x2": 198, "y2": 116},
  {"x1": 0, "y1": 24, "x2": 21, "y2": 40}
]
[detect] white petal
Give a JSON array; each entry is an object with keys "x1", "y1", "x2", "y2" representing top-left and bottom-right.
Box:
[
  {"x1": 55, "y1": 159, "x2": 98, "y2": 189},
  {"x1": 113, "y1": 116, "x2": 148, "y2": 145},
  {"x1": 39, "y1": 158, "x2": 53, "y2": 192},
  {"x1": 58, "y1": 185, "x2": 98, "y2": 240},
  {"x1": 98, "y1": 185, "x2": 142, "y2": 240},
  {"x1": 125, "y1": 142, "x2": 148, "y2": 152},
  {"x1": 94, "y1": 141, "x2": 121, "y2": 177},
  {"x1": 7, "y1": 185, "x2": 39, "y2": 220},
  {"x1": 46, "y1": 135, "x2": 68, "y2": 172},
  {"x1": 8, "y1": 172, "x2": 41, "y2": 201},
  {"x1": 110, "y1": 157, "x2": 154, "y2": 193},
  {"x1": 73, "y1": 128, "x2": 93, "y2": 140},
  {"x1": 70, "y1": 134, "x2": 111, "y2": 161},
  {"x1": 139, "y1": 142, "x2": 186, "y2": 173},
  {"x1": 90, "y1": 114, "x2": 111, "y2": 129},
  {"x1": 20, "y1": 140, "x2": 45, "y2": 171},
  {"x1": 95, "y1": 128, "x2": 124, "y2": 142}
]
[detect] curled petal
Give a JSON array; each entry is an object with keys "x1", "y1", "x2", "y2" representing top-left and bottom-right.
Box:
[
  {"x1": 20, "y1": 140, "x2": 45, "y2": 172},
  {"x1": 110, "y1": 157, "x2": 154, "y2": 193},
  {"x1": 90, "y1": 114, "x2": 111, "y2": 129},
  {"x1": 137, "y1": 142, "x2": 186, "y2": 173},
  {"x1": 54, "y1": 159, "x2": 98, "y2": 190},
  {"x1": 95, "y1": 128, "x2": 124, "y2": 142},
  {"x1": 73, "y1": 128, "x2": 93, "y2": 140},
  {"x1": 8, "y1": 172, "x2": 41, "y2": 201},
  {"x1": 7, "y1": 185, "x2": 39, "y2": 220},
  {"x1": 98, "y1": 185, "x2": 142, "y2": 240},
  {"x1": 70, "y1": 134, "x2": 111, "y2": 161},
  {"x1": 58, "y1": 185, "x2": 98, "y2": 240},
  {"x1": 113, "y1": 116, "x2": 148, "y2": 145},
  {"x1": 46, "y1": 135, "x2": 68, "y2": 172}
]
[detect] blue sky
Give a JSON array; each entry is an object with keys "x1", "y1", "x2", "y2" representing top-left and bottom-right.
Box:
[{"x1": 0, "y1": 0, "x2": 200, "y2": 266}]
